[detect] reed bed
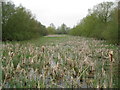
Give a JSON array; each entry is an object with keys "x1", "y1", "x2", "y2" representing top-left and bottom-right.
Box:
[{"x1": 1, "y1": 36, "x2": 118, "y2": 88}]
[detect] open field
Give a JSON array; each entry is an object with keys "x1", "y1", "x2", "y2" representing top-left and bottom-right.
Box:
[{"x1": 1, "y1": 35, "x2": 119, "y2": 88}]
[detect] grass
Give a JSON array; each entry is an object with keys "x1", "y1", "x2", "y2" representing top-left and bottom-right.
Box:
[
  {"x1": 1, "y1": 35, "x2": 119, "y2": 88},
  {"x1": 4, "y1": 35, "x2": 68, "y2": 46}
]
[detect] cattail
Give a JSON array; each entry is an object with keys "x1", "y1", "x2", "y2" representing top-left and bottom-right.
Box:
[
  {"x1": 67, "y1": 58, "x2": 74, "y2": 67},
  {"x1": 11, "y1": 51, "x2": 14, "y2": 57},
  {"x1": 52, "y1": 63, "x2": 59, "y2": 71},
  {"x1": 109, "y1": 51, "x2": 114, "y2": 88},
  {"x1": 10, "y1": 62, "x2": 14, "y2": 69},
  {"x1": 35, "y1": 68, "x2": 38, "y2": 73},
  {"x1": 21, "y1": 69, "x2": 26, "y2": 75},
  {"x1": 58, "y1": 53, "x2": 61, "y2": 60},
  {"x1": 5, "y1": 74, "x2": 11, "y2": 81},
  {"x1": 30, "y1": 59, "x2": 34, "y2": 64},
  {"x1": 97, "y1": 85, "x2": 100, "y2": 88},
  {"x1": 41, "y1": 46, "x2": 45, "y2": 53},
  {"x1": 103, "y1": 81, "x2": 107, "y2": 88},
  {"x1": 16, "y1": 63, "x2": 21, "y2": 72},
  {"x1": 37, "y1": 81, "x2": 40, "y2": 88},
  {"x1": 109, "y1": 51, "x2": 114, "y2": 62}
]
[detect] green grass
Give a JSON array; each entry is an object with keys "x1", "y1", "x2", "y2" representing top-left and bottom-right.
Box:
[
  {"x1": 3, "y1": 35, "x2": 68, "y2": 46},
  {"x1": 32, "y1": 36, "x2": 68, "y2": 46}
]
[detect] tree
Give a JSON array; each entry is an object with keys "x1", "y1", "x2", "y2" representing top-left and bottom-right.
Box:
[
  {"x1": 102, "y1": 7, "x2": 119, "y2": 44},
  {"x1": 92, "y1": 2, "x2": 114, "y2": 23},
  {"x1": 47, "y1": 23, "x2": 56, "y2": 34},
  {"x1": 56, "y1": 23, "x2": 69, "y2": 34},
  {"x1": 69, "y1": 1, "x2": 119, "y2": 44},
  {"x1": 50, "y1": 23, "x2": 56, "y2": 29},
  {"x1": 2, "y1": 1, "x2": 47, "y2": 41},
  {"x1": 2, "y1": 2, "x2": 16, "y2": 25}
]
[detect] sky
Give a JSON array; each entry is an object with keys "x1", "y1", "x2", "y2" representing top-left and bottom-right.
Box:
[{"x1": 8, "y1": 0, "x2": 115, "y2": 28}]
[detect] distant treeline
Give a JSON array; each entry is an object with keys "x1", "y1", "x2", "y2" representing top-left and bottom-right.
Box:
[
  {"x1": 2, "y1": 1, "x2": 47, "y2": 41},
  {"x1": 46, "y1": 23, "x2": 70, "y2": 35},
  {"x1": 69, "y1": 1, "x2": 119, "y2": 44}
]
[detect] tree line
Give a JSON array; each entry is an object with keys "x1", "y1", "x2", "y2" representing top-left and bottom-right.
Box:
[
  {"x1": 2, "y1": 1, "x2": 119, "y2": 44},
  {"x1": 69, "y1": 1, "x2": 119, "y2": 44},
  {"x1": 46, "y1": 23, "x2": 70, "y2": 35},
  {"x1": 2, "y1": 1, "x2": 48, "y2": 41},
  {"x1": 2, "y1": 1, "x2": 71, "y2": 41}
]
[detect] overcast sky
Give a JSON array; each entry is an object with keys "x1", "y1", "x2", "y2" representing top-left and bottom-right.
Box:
[{"x1": 8, "y1": 0, "x2": 115, "y2": 28}]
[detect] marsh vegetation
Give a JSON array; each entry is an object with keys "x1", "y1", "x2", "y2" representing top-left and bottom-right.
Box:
[
  {"x1": 1, "y1": 35, "x2": 119, "y2": 88},
  {"x1": 1, "y1": 0, "x2": 119, "y2": 88}
]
